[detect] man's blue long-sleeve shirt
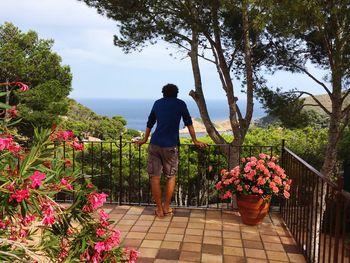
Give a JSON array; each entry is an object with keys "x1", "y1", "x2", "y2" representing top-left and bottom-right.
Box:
[{"x1": 146, "y1": 97, "x2": 193, "y2": 147}]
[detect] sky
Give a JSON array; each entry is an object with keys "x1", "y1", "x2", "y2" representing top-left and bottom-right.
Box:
[{"x1": 0, "y1": 0, "x2": 327, "y2": 100}]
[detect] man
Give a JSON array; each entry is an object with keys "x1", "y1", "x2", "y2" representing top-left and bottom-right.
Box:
[{"x1": 135, "y1": 84, "x2": 206, "y2": 217}]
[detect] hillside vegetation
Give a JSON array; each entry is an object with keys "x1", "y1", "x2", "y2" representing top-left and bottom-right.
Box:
[{"x1": 61, "y1": 99, "x2": 138, "y2": 140}]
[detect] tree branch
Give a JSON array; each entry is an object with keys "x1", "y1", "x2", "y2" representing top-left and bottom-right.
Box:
[{"x1": 284, "y1": 90, "x2": 332, "y2": 115}]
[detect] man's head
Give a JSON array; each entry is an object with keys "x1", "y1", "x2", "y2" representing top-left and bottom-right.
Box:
[{"x1": 162, "y1": 83, "x2": 178, "y2": 98}]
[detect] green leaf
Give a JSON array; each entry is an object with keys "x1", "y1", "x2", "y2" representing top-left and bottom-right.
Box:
[
  {"x1": 0, "y1": 102, "x2": 11, "y2": 109},
  {"x1": 0, "y1": 91, "x2": 8, "y2": 97}
]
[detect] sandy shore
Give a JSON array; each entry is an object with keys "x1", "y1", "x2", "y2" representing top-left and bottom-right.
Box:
[{"x1": 179, "y1": 118, "x2": 232, "y2": 134}]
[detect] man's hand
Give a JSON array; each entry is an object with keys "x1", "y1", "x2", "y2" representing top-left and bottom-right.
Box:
[
  {"x1": 193, "y1": 139, "x2": 207, "y2": 149},
  {"x1": 133, "y1": 139, "x2": 147, "y2": 146}
]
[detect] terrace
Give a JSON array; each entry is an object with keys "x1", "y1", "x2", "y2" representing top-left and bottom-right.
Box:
[{"x1": 57, "y1": 138, "x2": 350, "y2": 263}]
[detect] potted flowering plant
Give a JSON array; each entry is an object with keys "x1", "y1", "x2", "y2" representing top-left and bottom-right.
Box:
[
  {"x1": 0, "y1": 81, "x2": 139, "y2": 262},
  {"x1": 215, "y1": 153, "x2": 292, "y2": 225}
]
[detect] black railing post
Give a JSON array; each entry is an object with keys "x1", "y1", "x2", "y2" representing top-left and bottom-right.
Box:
[
  {"x1": 333, "y1": 176, "x2": 344, "y2": 263},
  {"x1": 118, "y1": 135, "x2": 123, "y2": 205}
]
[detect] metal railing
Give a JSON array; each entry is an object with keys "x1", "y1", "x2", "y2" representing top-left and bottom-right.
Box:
[
  {"x1": 281, "y1": 147, "x2": 350, "y2": 263},
  {"x1": 56, "y1": 136, "x2": 280, "y2": 208}
]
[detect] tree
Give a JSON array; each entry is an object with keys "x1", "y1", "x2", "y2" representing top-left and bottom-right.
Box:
[
  {"x1": 62, "y1": 99, "x2": 131, "y2": 140},
  {"x1": 79, "y1": 0, "x2": 269, "y2": 165},
  {"x1": 259, "y1": 0, "x2": 350, "y2": 177},
  {"x1": 0, "y1": 22, "x2": 72, "y2": 138},
  {"x1": 255, "y1": 86, "x2": 330, "y2": 129}
]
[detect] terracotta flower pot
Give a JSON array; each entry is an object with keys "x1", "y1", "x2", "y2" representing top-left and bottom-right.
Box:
[{"x1": 236, "y1": 194, "x2": 271, "y2": 225}]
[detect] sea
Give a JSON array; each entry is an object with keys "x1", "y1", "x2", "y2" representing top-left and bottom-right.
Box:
[{"x1": 75, "y1": 98, "x2": 266, "y2": 132}]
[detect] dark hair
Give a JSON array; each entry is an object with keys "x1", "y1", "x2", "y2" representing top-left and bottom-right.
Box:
[{"x1": 162, "y1": 83, "x2": 178, "y2": 98}]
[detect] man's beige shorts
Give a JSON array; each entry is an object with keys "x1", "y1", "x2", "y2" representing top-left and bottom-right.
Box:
[{"x1": 147, "y1": 144, "x2": 179, "y2": 177}]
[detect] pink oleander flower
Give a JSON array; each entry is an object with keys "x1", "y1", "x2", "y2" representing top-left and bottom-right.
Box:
[
  {"x1": 61, "y1": 177, "x2": 74, "y2": 190},
  {"x1": 42, "y1": 216, "x2": 55, "y2": 225},
  {"x1": 125, "y1": 248, "x2": 140, "y2": 263},
  {"x1": 15, "y1": 82, "x2": 29, "y2": 92},
  {"x1": 9, "y1": 188, "x2": 30, "y2": 203},
  {"x1": 0, "y1": 136, "x2": 13, "y2": 151},
  {"x1": 94, "y1": 241, "x2": 106, "y2": 253},
  {"x1": 64, "y1": 159, "x2": 72, "y2": 167},
  {"x1": 54, "y1": 130, "x2": 75, "y2": 141},
  {"x1": 96, "y1": 228, "x2": 105, "y2": 237},
  {"x1": 72, "y1": 141, "x2": 84, "y2": 151},
  {"x1": 29, "y1": 171, "x2": 46, "y2": 189},
  {"x1": 20, "y1": 214, "x2": 36, "y2": 226},
  {"x1": 6, "y1": 106, "x2": 17, "y2": 118},
  {"x1": 89, "y1": 192, "x2": 108, "y2": 210}
]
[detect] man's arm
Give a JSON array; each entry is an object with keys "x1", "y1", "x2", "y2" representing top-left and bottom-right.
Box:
[
  {"x1": 187, "y1": 124, "x2": 207, "y2": 148},
  {"x1": 134, "y1": 127, "x2": 151, "y2": 145}
]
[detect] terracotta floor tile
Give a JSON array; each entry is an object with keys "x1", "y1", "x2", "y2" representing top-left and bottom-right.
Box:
[
  {"x1": 183, "y1": 234, "x2": 203, "y2": 243},
  {"x1": 164, "y1": 234, "x2": 184, "y2": 242},
  {"x1": 154, "y1": 260, "x2": 178, "y2": 263},
  {"x1": 185, "y1": 228, "x2": 203, "y2": 236},
  {"x1": 201, "y1": 253, "x2": 223, "y2": 263},
  {"x1": 109, "y1": 206, "x2": 307, "y2": 263},
  {"x1": 266, "y1": 251, "x2": 289, "y2": 261},
  {"x1": 130, "y1": 225, "x2": 150, "y2": 232},
  {"x1": 128, "y1": 206, "x2": 144, "y2": 213},
  {"x1": 141, "y1": 240, "x2": 162, "y2": 249},
  {"x1": 145, "y1": 233, "x2": 166, "y2": 240},
  {"x1": 156, "y1": 248, "x2": 181, "y2": 260},
  {"x1": 152, "y1": 221, "x2": 170, "y2": 227},
  {"x1": 161, "y1": 241, "x2": 181, "y2": 250},
  {"x1": 190, "y1": 211, "x2": 205, "y2": 218},
  {"x1": 244, "y1": 248, "x2": 267, "y2": 259},
  {"x1": 167, "y1": 227, "x2": 186, "y2": 235},
  {"x1": 280, "y1": 236, "x2": 296, "y2": 245},
  {"x1": 179, "y1": 251, "x2": 201, "y2": 262},
  {"x1": 189, "y1": 218, "x2": 206, "y2": 223},
  {"x1": 241, "y1": 226, "x2": 259, "y2": 233},
  {"x1": 181, "y1": 242, "x2": 202, "y2": 252},
  {"x1": 222, "y1": 231, "x2": 241, "y2": 239},
  {"x1": 223, "y1": 246, "x2": 244, "y2": 256},
  {"x1": 222, "y1": 224, "x2": 240, "y2": 232},
  {"x1": 139, "y1": 215, "x2": 156, "y2": 221},
  {"x1": 122, "y1": 214, "x2": 140, "y2": 220},
  {"x1": 241, "y1": 232, "x2": 261, "y2": 241},
  {"x1": 137, "y1": 257, "x2": 155, "y2": 263},
  {"x1": 205, "y1": 223, "x2": 222, "y2": 230},
  {"x1": 260, "y1": 235, "x2": 281, "y2": 243},
  {"x1": 205, "y1": 219, "x2": 222, "y2": 225},
  {"x1": 135, "y1": 220, "x2": 154, "y2": 226},
  {"x1": 282, "y1": 244, "x2": 302, "y2": 253},
  {"x1": 122, "y1": 238, "x2": 143, "y2": 248},
  {"x1": 204, "y1": 230, "x2": 222, "y2": 237},
  {"x1": 138, "y1": 248, "x2": 159, "y2": 258},
  {"x1": 223, "y1": 238, "x2": 243, "y2": 247},
  {"x1": 288, "y1": 253, "x2": 307, "y2": 263},
  {"x1": 243, "y1": 240, "x2": 264, "y2": 249},
  {"x1": 169, "y1": 221, "x2": 187, "y2": 228},
  {"x1": 263, "y1": 242, "x2": 285, "y2": 251},
  {"x1": 149, "y1": 226, "x2": 168, "y2": 233},
  {"x1": 202, "y1": 244, "x2": 222, "y2": 255},
  {"x1": 223, "y1": 255, "x2": 246, "y2": 263},
  {"x1": 115, "y1": 224, "x2": 132, "y2": 232},
  {"x1": 126, "y1": 232, "x2": 147, "y2": 239},
  {"x1": 187, "y1": 222, "x2": 205, "y2": 229},
  {"x1": 119, "y1": 219, "x2": 137, "y2": 225},
  {"x1": 203, "y1": 236, "x2": 222, "y2": 245},
  {"x1": 246, "y1": 258, "x2": 268, "y2": 263},
  {"x1": 171, "y1": 216, "x2": 188, "y2": 222}
]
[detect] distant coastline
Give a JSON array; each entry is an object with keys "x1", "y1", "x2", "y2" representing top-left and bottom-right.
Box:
[{"x1": 74, "y1": 98, "x2": 266, "y2": 132}]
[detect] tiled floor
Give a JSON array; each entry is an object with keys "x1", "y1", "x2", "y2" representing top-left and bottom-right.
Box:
[{"x1": 104, "y1": 205, "x2": 306, "y2": 263}]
